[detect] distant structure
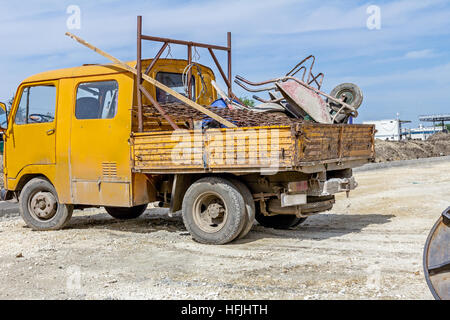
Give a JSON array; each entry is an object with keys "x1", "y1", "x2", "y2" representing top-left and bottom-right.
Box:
[
  {"x1": 403, "y1": 124, "x2": 444, "y2": 140},
  {"x1": 364, "y1": 113, "x2": 449, "y2": 141},
  {"x1": 363, "y1": 117, "x2": 411, "y2": 141},
  {"x1": 418, "y1": 114, "x2": 450, "y2": 130}
]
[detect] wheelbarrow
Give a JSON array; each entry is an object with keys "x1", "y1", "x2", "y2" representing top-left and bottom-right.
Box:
[{"x1": 234, "y1": 55, "x2": 363, "y2": 124}]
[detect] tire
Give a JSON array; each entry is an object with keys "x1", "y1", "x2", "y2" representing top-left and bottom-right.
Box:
[
  {"x1": 255, "y1": 212, "x2": 300, "y2": 230},
  {"x1": 105, "y1": 204, "x2": 148, "y2": 220},
  {"x1": 19, "y1": 177, "x2": 73, "y2": 231},
  {"x1": 328, "y1": 83, "x2": 363, "y2": 123},
  {"x1": 182, "y1": 177, "x2": 246, "y2": 245},
  {"x1": 290, "y1": 217, "x2": 308, "y2": 228},
  {"x1": 230, "y1": 178, "x2": 256, "y2": 239},
  {"x1": 255, "y1": 202, "x2": 300, "y2": 230}
]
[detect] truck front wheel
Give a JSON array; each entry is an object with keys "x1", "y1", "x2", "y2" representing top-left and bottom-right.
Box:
[
  {"x1": 105, "y1": 204, "x2": 148, "y2": 220},
  {"x1": 19, "y1": 178, "x2": 73, "y2": 231},
  {"x1": 182, "y1": 177, "x2": 246, "y2": 244}
]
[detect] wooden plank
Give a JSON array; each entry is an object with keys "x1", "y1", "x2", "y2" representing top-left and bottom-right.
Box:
[{"x1": 65, "y1": 32, "x2": 237, "y2": 128}]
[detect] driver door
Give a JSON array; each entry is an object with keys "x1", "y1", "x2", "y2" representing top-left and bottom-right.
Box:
[{"x1": 6, "y1": 81, "x2": 57, "y2": 180}]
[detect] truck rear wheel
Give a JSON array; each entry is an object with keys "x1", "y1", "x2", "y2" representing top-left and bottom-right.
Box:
[
  {"x1": 255, "y1": 212, "x2": 299, "y2": 230},
  {"x1": 182, "y1": 177, "x2": 246, "y2": 244},
  {"x1": 105, "y1": 204, "x2": 147, "y2": 220},
  {"x1": 291, "y1": 217, "x2": 308, "y2": 227},
  {"x1": 255, "y1": 202, "x2": 305, "y2": 229},
  {"x1": 230, "y1": 178, "x2": 256, "y2": 239},
  {"x1": 19, "y1": 177, "x2": 73, "y2": 231}
]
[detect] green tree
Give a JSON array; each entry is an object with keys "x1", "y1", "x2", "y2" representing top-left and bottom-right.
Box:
[
  {"x1": 436, "y1": 122, "x2": 450, "y2": 131},
  {"x1": 239, "y1": 96, "x2": 255, "y2": 107}
]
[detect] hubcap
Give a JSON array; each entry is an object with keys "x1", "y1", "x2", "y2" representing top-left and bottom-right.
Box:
[
  {"x1": 336, "y1": 90, "x2": 355, "y2": 105},
  {"x1": 29, "y1": 191, "x2": 57, "y2": 220},
  {"x1": 193, "y1": 192, "x2": 228, "y2": 233}
]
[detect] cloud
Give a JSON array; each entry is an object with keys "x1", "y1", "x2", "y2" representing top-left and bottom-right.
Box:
[{"x1": 404, "y1": 49, "x2": 436, "y2": 59}]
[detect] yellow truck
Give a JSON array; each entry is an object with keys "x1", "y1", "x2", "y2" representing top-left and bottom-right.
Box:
[{"x1": 0, "y1": 22, "x2": 375, "y2": 244}]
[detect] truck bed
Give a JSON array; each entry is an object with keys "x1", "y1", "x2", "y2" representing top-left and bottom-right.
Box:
[{"x1": 131, "y1": 123, "x2": 375, "y2": 174}]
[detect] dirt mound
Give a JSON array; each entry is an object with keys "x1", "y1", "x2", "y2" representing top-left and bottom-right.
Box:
[
  {"x1": 426, "y1": 131, "x2": 450, "y2": 142},
  {"x1": 375, "y1": 133, "x2": 450, "y2": 162}
]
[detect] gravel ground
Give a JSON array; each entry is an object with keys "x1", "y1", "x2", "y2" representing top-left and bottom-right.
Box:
[{"x1": 0, "y1": 161, "x2": 448, "y2": 300}]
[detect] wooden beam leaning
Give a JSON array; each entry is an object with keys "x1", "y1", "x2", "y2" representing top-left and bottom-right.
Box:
[{"x1": 65, "y1": 32, "x2": 237, "y2": 128}]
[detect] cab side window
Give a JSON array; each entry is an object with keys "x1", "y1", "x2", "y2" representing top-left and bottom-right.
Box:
[
  {"x1": 15, "y1": 85, "x2": 56, "y2": 125},
  {"x1": 75, "y1": 81, "x2": 119, "y2": 120}
]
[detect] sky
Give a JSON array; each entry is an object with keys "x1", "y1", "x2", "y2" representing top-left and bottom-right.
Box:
[{"x1": 1, "y1": 0, "x2": 450, "y2": 127}]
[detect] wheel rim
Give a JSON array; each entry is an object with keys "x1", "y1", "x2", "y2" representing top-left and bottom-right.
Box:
[
  {"x1": 193, "y1": 191, "x2": 228, "y2": 233},
  {"x1": 335, "y1": 89, "x2": 355, "y2": 105},
  {"x1": 28, "y1": 190, "x2": 58, "y2": 221}
]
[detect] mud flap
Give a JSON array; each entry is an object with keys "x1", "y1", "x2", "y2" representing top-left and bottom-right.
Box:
[
  {"x1": 423, "y1": 207, "x2": 450, "y2": 300},
  {"x1": 169, "y1": 174, "x2": 192, "y2": 216}
]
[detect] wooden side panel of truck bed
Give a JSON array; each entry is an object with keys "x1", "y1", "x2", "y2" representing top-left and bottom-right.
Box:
[
  {"x1": 131, "y1": 124, "x2": 375, "y2": 174},
  {"x1": 297, "y1": 124, "x2": 375, "y2": 164}
]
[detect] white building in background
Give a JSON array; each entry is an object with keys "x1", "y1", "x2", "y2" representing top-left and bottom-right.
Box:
[
  {"x1": 363, "y1": 120, "x2": 444, "y2": 141},
  {"x1": 403, "y1": 125, "x2": 444, "y2": 140},
  {"x1": 363, "y1": 119, "x2": 402, "y2": 141},
  {"x1": 364, "y1": 114, "x2": 448, "y2": 141}
]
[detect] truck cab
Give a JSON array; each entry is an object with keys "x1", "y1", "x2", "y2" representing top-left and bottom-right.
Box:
[{"x1": 0, "y1": 59, "x2": 216, "y2": 223}]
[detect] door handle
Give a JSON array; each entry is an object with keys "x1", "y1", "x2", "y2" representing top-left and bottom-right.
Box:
[{"x1": 46, "y1": 129, "x2": 55, "y2": 135}]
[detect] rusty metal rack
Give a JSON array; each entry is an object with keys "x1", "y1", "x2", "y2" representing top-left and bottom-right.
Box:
[{"x1": 135, "y1": 16, "x2": 240, "y2": 132}]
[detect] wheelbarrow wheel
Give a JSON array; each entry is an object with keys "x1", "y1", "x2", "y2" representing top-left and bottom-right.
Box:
[
  {"x1": 328, "y1": 83, "x2": 363, "y2": 123},
  {"x1": 329, "y1": 83, "x2": 363, "y2": 109}
]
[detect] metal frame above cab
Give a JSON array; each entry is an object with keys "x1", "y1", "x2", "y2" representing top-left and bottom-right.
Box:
[{"x1": 135, "y1": 16, "x2": 240, "y2": 132}]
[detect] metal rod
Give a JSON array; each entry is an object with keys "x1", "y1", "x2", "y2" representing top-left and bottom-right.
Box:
[
  {"x1": 286, "y1": 55, "x2": 313, "y2": 77},
  {"x1": 308, "y1": 73, "x2": 324, "y2": 90},
  {"x1": 208, "y1": 48, "x2": 231, "y2": 89},
  {"x1": 139, "y1": 84, "x2": 180, "y2": 130},
  {"x1": 145, "y1": 42, "x2": 168, "y2": 75},
  {"x1": 234, "y1": 79, "x2": 276, "y2": 93},
  {"x1": 141, "y1": 34, "x2": 229, "y2": 51},
  {"x1": 137, "y1": 16, "x2": 143, "y2": 132},
  {"x1": 227, "y1": 32, "x2": 232, "y2": 97},
  {"x1": 235, "y1": 75, "x2": 278, "y2": 86},
  {"x1": 306, "y1": 56, "x2": 315, "y2": 84},
  {"x1": 252, "y1": 95, "x2": 283, "y2": 103},
  {"x1": 188, "y1": 44, "x2": 192, "y2": 99},
  {"x1": 290, "y1": 66, "x2": 307, "y2": 81}
]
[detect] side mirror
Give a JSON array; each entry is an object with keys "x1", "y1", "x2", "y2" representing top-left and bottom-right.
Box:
[{"x1": 0, "y1": 102, "x2": 8, "y2": 131}]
